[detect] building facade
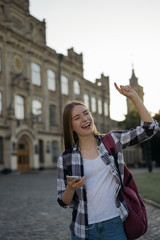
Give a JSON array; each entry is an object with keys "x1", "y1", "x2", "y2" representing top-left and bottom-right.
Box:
[{"x1": 0, "y1": 0, "x2": 113, "y2": 172}]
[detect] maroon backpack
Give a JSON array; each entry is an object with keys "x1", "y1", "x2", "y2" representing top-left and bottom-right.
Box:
[{"x1": 102, "y1": 133, "x2": 148, "y2": 240}]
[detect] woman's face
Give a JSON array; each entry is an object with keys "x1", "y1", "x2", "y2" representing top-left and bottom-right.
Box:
[{"x1": 71, "y1": 105, "x2": 94, "y2": 138}]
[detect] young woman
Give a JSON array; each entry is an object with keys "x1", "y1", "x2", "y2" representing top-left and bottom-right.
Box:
[{"x1": 57, "y1": 83, "x2": 159, "y2": 240}]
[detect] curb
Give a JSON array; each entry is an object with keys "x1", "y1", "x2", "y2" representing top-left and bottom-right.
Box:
[{"x1": 143, "y1": 198, "x2": 160, "y2": 209}]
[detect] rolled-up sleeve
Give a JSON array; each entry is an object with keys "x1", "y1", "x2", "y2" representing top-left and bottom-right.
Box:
[
  {"x1": 57, "y1": 154, "x2": 75, "y2": 208},
  {"x1": 112, "y1": 120, "x2": 159, "y2": 149}
]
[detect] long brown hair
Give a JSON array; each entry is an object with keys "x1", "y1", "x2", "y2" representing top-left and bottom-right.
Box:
[{"x1": 63, "y1": 101, "x2": 102, "y2": 150}]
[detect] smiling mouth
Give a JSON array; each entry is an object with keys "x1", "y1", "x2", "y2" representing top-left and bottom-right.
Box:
[{"x1": 81, "y1": 122, "x2": 91, "y2": 129}]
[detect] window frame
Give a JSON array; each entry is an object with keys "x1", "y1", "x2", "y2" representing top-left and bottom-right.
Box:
[
  {"x1": 61, "y1": 75, "x2": 69, "y2": 95},
  {"x1": 0, "y1": 137, "x2": 3, "y2": 164},
  {"x1": 98, "y1": 99, "x2": 103, "y2": 115},
  {"x1": 74, "y1": 80, "x2": 80, "y2": 95},
  {"x1": 31, "y1": 62, "x2": 41, "y2": 86},
  {"x1": 104, "y1": 102, "x2": 109, "y2": 116},
  {"x1": 84, "y1": 94, "x2": 89, "y2": 109},
  {"x1": 0, "y1": 48, "x2": 2, "y2": 72},
  {"x1": 50, "y1": 104, "x2": 56, "y2": 125},
  {"x1": 91, "y1": 96, "x2": 96, "y2": 113},
  {"x1": 15, "y1": 95, "x2": 24, "y2": 120},
  {"x1": 51, "y1": 140, "x2": 58, "y2": 162},
  {"x1": 39, "y1": 139, "x2": 44, "y2": 163},
  {"x1": 47, "y1": 69, "x2": 56, "y2": 91},
  {"x1": 32, "y1": 99, "x2": 42, "y2": 122},
  {"x1": 0, "y1": 91, "x2": 2, "y2": 116}
]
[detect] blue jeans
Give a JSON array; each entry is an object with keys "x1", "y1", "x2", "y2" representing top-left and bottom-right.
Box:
[{"x1": 71, "y1": 216, "x2": 127, "y2": 240}]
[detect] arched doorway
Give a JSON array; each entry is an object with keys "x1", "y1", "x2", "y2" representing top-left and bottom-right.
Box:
[{"x1": 17, "y1": 137, "x2": 30, "y2": 172}]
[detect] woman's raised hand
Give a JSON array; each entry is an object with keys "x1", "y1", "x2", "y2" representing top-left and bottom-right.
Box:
[{"x1": 114, "y1": 82, "x2": 138, "y2": 99}]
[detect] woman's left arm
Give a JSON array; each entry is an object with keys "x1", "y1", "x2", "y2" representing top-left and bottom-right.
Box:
[{"x1": 114, "y1": 82, "x2": 154, "y2": 123}]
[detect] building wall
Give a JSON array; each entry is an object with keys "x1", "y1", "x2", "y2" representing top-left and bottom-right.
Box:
[{"x1": 0, "y1": 0, "x2": 114, "y2": 172}]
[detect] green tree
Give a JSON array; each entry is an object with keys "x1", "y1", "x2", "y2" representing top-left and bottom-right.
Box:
[
  {"x1": 118, "y1": 110, "x2": 140, "y2": 130},
  {"x1": 153, "y1": 110, "x2": 160, "y2": 124},
  {"x1": 150, "y1": 110, "x2": 160, "y2": 166},
  {"x1": 119, "y1": 110, "x2": 160, "y2": 169}
]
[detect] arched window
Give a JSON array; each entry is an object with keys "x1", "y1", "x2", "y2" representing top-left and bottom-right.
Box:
[
  {"x1": 47, "y1": 69, "x2": 56, "y2": 91},
  {"x1": 15, "y1": 95, "x2": 24, "y2": 119},
  {"x1": 31, "y1": 62, "x2": 41, "y2": 86},
  {"x1": 61, "y1": 75, "x2": 68, "y2": 95},
  {"x1": 74, "y1": 80, "x2": 80, "y2": 95}
]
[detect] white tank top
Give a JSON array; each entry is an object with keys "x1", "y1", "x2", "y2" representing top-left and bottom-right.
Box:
[{"x1": 83, "y1": 155, "x2": 119, "y2": 224}]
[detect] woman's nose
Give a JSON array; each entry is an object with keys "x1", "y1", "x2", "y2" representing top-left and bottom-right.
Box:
[{"x1": 81, "y1": 115, "x2": 87, "y2": 121}]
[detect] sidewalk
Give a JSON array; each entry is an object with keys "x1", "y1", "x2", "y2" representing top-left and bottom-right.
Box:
[{"x1": 0, "y1": 169, "x2": 160, "y2": 239}]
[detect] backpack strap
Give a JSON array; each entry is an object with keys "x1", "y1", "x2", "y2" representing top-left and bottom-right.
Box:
[{"x1": 102, "y1": 133, "x2": 124, "y2": 192}]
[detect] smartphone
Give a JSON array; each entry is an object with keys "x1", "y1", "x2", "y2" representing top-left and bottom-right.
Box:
[{"x1": 67, "y1": 176, "x2": 81, "y2": 181}]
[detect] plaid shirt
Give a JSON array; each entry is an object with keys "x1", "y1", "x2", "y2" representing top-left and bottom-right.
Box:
[{"x1": 57, "y1": 120, "x2": 159, "y2": 240}]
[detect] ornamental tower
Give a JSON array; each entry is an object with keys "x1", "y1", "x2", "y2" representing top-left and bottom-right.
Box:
[{"x1": 127, "y1": 68, "x2": 144, "y2": 113}]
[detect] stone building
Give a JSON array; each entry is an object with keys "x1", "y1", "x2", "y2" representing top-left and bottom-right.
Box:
[{"x1": 0, "y1": 0, "x2": 113, "y2": 172}]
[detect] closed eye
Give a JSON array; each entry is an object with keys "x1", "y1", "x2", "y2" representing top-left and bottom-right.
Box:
[
  {"x1": 74, "y1": 117, "x2": 80, "y2": 120},
  {"x1": 84, "y1": 111, "x2": 89, "y2": 115}
]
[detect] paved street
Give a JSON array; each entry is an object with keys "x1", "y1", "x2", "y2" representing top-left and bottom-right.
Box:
[{"x1": 0, "y1": 169, "x2": 160, "y2": 240}]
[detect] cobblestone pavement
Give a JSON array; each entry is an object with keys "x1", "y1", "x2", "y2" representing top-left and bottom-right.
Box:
[{"x1": 0, "y1": 169, "x2": 160, "y2": 240}]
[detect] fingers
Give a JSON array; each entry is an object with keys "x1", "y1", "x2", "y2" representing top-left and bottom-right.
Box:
[
  {"x1": 120, "y1": 85, "x2": 132, "y2": 92},
  {"x1": 114, "y1": 82, "x2": 120, "y2": 91},
  {"x1": 67, "y1": 176, "x2": 85, "y2": 190},
  {"x1": 75, "y1": 176, "x2": 85, "y2": 188},
  {"x1": 114, "y1": 82, "x2": 124, "y2": 94},
  {"x1": 114, "y1": 82, "x2": 132, "y2": 94}
]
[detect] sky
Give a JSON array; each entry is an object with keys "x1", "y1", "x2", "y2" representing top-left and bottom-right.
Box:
[{"x1": 30, "y1": 0, "x2": 160, "y2": 121}]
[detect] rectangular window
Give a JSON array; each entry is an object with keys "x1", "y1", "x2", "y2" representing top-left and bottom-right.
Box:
[
  {"x1": 15, "y1": 95, "x2": 24, "y2": 119},
  {"x1": 0, "y1": 91, "x2": 2, "y2": 115},
  {"x1": 0, "y1": 137, "x2": 3, "y2": 164},
  {"x1": 84, "y1": 94, "x2": 89, "y2": 109},
  {"x1": 98, "y1": 99, "x2": 102, "y2": 115},
  {"x1": 47, "y1": 69, "x2": 56, "y2": 91},
  {"x1": 39, "y1": 139, "x2": 44, "y2": 163},
  {"x1": 0, "y1": 48, "x2": 2, "y2": 72},
  {"x1": 50, "y1": 105, "x2": 56, "y2": 125},
  {"x1": 91, "y1": 97, "x2": 96, "y2": 113},
  {"x1": 104, "y1": 102, "x2": 108, "y2": 116},
  {"x1": 52, "y1": 141, "x2": 58, "y2": 162},
  {"x1": 74, "y1": 80, "x2": 80, "y2": 95},
  {"x1": 46, "y1": 141, "x2": 50, "y2": 153},
  {"x1": 61, "y1": 75, "x2": 68, "y2": 95},
  {"x1": 32, "y1": 100, "x2": 42, "y2": 122},
  {"x1": 31, "y1": 62, "x2": 41, "y2": 86}
]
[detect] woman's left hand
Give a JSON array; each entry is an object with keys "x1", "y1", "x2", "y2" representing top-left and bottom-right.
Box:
[{"x1": 114, "y1": 82, "x2": 138, "y2": 99}]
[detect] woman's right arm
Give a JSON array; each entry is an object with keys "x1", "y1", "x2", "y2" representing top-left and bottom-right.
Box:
[{"x1": 57, "y1": 154, "x2": 85, "y2": 207}]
